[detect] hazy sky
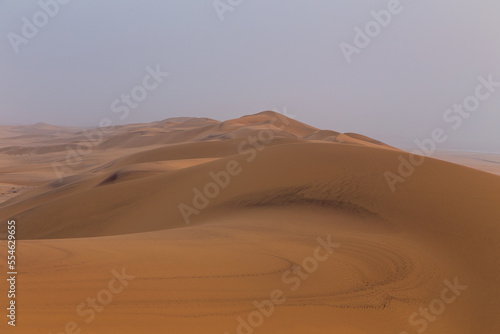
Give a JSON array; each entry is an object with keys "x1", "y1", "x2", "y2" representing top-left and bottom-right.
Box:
[{"x1": 1, "y1": 0, "x2": 500, "y2": 151}]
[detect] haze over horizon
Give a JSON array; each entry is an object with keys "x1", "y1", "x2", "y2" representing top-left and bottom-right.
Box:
[
  {"x1": 1, "y1": 0, "x2": 500, "y2": 152},
  {"x1": 1, "y1": 3, "x2": 500, "y2": 333}
]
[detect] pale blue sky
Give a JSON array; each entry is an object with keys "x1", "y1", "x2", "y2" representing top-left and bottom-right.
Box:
[{"x1": 1, "y1": 0, "x2": 500, "y2": 151}]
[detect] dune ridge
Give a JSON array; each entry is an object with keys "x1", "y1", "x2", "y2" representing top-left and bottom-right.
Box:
[{"x1": 0, "y1": 111, "x2": 499, "y2": 333}]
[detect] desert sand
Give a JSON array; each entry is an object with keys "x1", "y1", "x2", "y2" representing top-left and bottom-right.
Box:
[
  {"x1": 0, "y1": 111, "x2": 499, "y2": 333},
  {"x1": 432, "y1": 150, "x2": 500, "y2": 176}
]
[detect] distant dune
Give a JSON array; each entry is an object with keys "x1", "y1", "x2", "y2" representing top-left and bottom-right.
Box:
[{"x1": 0, "y1": 111, "x2": 499, "y2": 333}]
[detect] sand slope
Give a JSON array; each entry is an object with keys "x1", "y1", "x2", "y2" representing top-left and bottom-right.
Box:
[{"x1": 0, "y1": 111, "x2": 499, "y2": 333}]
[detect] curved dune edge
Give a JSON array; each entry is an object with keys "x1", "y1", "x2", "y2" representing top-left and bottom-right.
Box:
[
  {"x1": 3, "y1": 205, "x2": 499, "y2": 333},
  {"x1": 1, "y1": 140, "x2": 498, "y2": 240},
  {"x1": 0, "y1": 112, "x2": 499, "y2": 333}
]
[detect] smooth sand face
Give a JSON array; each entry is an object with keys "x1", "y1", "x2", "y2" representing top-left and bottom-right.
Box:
[
  {"x1": 0, "y1": 112, "x2": 499, "y2": 333},
  {"x1": 433, "y1": 150, "x2": 500, "y2": 176}
]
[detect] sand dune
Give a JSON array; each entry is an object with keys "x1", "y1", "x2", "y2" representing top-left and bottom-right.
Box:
[
  {"x1": 433, "y1": 150, "x2": 500, "y2": 176},
  {"x1": 0, "y1": 111, "x2": 499, "y2": 333}
]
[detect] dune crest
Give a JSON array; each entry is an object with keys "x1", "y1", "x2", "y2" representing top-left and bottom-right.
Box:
[{"x1": 0, "y1": 112, "x2": 499, "y2": 333}]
